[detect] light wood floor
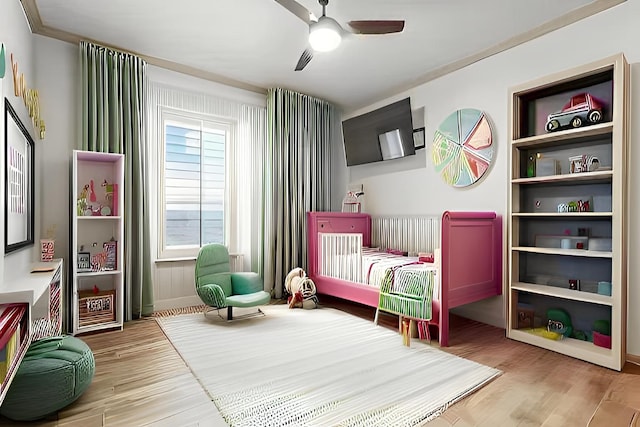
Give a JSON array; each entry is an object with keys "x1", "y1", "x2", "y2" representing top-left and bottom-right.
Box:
[{"x1": 1, "y1": 297, "x2": 638, "y2": 426}]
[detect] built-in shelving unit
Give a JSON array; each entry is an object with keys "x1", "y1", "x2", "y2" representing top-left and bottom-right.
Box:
[
  {"x1": 0, "y1": 259, "x2": 63, "y2": 404},
  {"x1": 70, "y1": 150, "x2": 124, "y2": 335},
  {"x1": 507, "y1": 53, "x2": 629, "y2": 371}
]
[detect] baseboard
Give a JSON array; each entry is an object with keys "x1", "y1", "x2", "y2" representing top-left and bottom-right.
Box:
[
  {"x1": 154, "y1": 296, "x2": 203, "y2": 312},
  {"x1": 627, "y1": 353, "x2": 640, "y2": 366},
  {"x1": 450, "y1": 296, "x2": 505, "y2": 329}
]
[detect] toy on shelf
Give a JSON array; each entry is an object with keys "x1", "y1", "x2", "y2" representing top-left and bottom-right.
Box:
[
  {"x1": 545, "y1": 92, "x2": 605, "y2": 132},
  {"x1": 89, "y1": 180, "x2": 97, "y2": 203},
  {"x1": 102, "y1": 180, "x2": 114, "y2": 201},
  {"x1": 557, "y1": 197, "x2": 592, "y2": 213},
  {"x1": 569, "y1": 154, "x2": 600, "y2": 174},
  {"x1": 546, "y1": 308, "x2": 573, "y2": 337},
  {"x1": 593, "y1": 319, "x2": 611, "y2": 348}
]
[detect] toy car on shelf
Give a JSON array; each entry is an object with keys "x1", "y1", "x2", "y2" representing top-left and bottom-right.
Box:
[{"x1": 545, "y1": 92, "x2": 604, "y2": 132}]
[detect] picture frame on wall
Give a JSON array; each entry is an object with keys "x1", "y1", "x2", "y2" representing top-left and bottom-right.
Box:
[
  {"x1": 413, "y1": 127, "x2": 425, "y2": 150},
  {"x1": 4, "y1": 98, "x2": 34, "y2": 254}
]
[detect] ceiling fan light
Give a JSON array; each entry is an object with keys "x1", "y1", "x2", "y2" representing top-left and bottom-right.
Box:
[{"x1": 309, "y1": 16, "x2": 342, "y2": 52}]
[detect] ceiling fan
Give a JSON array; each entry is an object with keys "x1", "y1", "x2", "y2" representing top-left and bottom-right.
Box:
[{"x1": 275, "y1": 0, "x2": 405, "y2": 71}]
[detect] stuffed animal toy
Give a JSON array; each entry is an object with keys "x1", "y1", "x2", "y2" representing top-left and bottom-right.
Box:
[{"x1": 284, "y1": 267, "x2": 318, "y2": 309}]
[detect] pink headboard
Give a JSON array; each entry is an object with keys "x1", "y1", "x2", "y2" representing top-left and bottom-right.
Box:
[{"x1": 306, "y1": 212, "x2": 371, "y2": 277}]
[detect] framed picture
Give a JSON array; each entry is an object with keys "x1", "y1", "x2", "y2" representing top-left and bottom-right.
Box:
[
  {"x1": 4, "y1": 98, "x2": 34, "y2": 253},
  {"x1": 413, "y1": 127, "x2": 425, "y2": 150},
  {"x1": 77, "y1": 252, "x2": 92, "y2": 272},
  {"x1": 103, "y1": 240, "x2": 117, "y2": 271}
]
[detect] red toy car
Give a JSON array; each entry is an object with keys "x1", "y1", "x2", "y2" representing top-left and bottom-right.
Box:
[{"x1": 545, "y1": 92, "x2": 604, "y2": 132}]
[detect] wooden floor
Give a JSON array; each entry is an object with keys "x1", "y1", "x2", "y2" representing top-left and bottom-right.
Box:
[{"x1": 1, "y1": 297, "x2": 638, "y2": 426}]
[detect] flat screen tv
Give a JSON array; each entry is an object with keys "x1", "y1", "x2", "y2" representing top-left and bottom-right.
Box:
[{"x1": 342, "y1": 97, "x2": 415, "y2": 166}]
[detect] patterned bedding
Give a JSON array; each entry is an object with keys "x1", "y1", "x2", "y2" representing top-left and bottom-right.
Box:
[
  {"x1": 361, "y1": 248, "x2": 429, "y2": 284},
  {"x1": 361, "y1": 248, "x2": 438, "y2": 321}
]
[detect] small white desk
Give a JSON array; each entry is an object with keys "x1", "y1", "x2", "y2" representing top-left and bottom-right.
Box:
[{"x1": 0, "y1": 259, "x2": 63, "y2": 404}]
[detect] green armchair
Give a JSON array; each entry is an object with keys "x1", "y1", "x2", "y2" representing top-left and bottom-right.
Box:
[{"x1": 195, "y1": 243, "x2": 271, "y2": 320}]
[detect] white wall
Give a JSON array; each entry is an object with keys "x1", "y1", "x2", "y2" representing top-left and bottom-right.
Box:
[
  {"x1": 34, "y1": 35, "x2": 78, "y2": 273},
  {"x1": 0, "y1": 0, "x2": 42, "y2": 280},
  {"x1": 334, "y1": 1, "x2": 640, "y2": 355}
]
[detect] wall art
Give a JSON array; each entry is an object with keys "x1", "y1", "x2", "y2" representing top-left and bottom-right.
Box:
[
  {"x1": 4, "y1": 97, "x2": 34, "y2": 253},
  {"x1": 432, "y1": 108, "x2": 494, "y2": 187}
]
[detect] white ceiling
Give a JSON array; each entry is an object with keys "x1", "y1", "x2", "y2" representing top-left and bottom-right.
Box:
[{"x1": 23, "y1": 0, "x2": 623, "y2": 111}]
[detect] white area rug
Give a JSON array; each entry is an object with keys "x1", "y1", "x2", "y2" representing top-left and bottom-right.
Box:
[{"x1": 157, "y1": 305, "x2": 500, "y2": 427}]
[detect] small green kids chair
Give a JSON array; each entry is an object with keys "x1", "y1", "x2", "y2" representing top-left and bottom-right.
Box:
[{"x1": 195, "y1": 244, "x2": 271, "y2": 320}]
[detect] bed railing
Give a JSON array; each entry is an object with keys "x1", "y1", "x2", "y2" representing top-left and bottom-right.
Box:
[
  {"x1": 371, "y1": 215, "x2": 440, "y2": 255},
  {"x1": 319, "y1": 233, "x2": 363, "y2": 283}
]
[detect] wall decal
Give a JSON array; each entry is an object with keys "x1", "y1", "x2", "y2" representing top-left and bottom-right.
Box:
[
  {"x1": 431, "y1": 108, "x2": 494, "y2": 187},
  {"x1": 10, "y1": 53, "x2": 46, "y2": 139}
]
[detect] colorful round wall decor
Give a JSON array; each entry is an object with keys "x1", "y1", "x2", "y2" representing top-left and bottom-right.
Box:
[{"x1": 432, "y1": 108, "x2": 494, "y2": 187}]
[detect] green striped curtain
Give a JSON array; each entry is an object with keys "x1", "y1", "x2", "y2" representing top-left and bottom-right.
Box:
[
  {"x1": 80, "y1": 41, "x2": 154, "y2": 319},
  {"x1": 263, "y1": 88, "x2": 337, "y2": 298}
]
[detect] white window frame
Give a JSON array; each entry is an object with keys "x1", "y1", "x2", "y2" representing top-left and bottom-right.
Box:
[{"x1": 157, "y1": 107, "x2": 236, "y2": 260}]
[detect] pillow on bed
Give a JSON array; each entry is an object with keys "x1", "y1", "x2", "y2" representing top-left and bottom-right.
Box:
[
  {"x1": 385, "y1": 248, "x2": 408, "y2": 256},
  {"x1": 418, "y1": 252, "x2": 434, "y2": 263}
]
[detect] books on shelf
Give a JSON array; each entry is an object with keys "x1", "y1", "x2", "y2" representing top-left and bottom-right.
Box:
[{"x1": 0, "y1": 304, "x2": 27, "y2": 384}]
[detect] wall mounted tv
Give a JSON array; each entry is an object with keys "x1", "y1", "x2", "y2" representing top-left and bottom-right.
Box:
[{"x1": 342, "y1": 97, "x2": 415, "y2": 166}]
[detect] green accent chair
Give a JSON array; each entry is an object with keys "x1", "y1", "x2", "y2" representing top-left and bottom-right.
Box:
[
  {"x1": 195, "y1": 244, "x2": 271, "y2": 320},
  {"x1": 0, "y1": 336, "x2": 95, "y2": 421}
]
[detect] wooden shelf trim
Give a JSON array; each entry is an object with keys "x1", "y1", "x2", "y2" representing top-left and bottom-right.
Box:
[
  {"x1": 512, "y1": 282, "x2": 612, "y2": 306},
  {"x1": 511, "y1": 246, "x2": 612, "y2": 258},
  {"x1": 511, "y1": 170, "x2": 613, "y2": 184},
  {"x1": 511, "y1": 212, "x2": 612, "y2": 218},
  {"x1": 512, "y1": 122, "x2": 613, "y2": 148},
  {"x1": 508, "y1": 329, "x2": 615, "y2": 369}
]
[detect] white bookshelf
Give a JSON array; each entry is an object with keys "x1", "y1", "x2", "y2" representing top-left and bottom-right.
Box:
[
  {"x1": 70, "y1": 150, "x2": 124, "y2": 335},
  {"x1": 507, "y1": 53, "x2": 629, "y2": 370}
]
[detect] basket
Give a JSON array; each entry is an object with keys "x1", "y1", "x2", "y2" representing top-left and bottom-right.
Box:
[{"x1": 78, "y1": 289, "x2": 116, "y2": 326}]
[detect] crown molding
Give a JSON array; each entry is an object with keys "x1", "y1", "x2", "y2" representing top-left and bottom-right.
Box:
[{"x1": 19, "y1": 0, "x2": 267, "y2": 96}]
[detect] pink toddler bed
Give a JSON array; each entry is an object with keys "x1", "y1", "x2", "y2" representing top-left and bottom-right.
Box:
[{"x1": 307, "y1": 211, "x2": 502, "y2": 346}]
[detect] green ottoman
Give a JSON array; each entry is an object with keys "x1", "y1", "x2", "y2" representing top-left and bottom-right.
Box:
[{"x1": 0, "y1": 335, "x2": 95, "y2": 421}]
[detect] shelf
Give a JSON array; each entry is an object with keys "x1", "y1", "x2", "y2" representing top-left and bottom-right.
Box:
[
  {"x1": 77, "y1": 216, "x2": 122, "y2": 220},
  {"x1": 511, "y1": 212, "x2": 612, "y2": 218},
  {"x1": 508, "y1": 329, "x2": 614, "y2": 369},
  {"x1": 512, "y1": 246, "x2": 612, "y2": 258},
  {"x1": 77, "y1": 270, "x2": 121, "y2": 278},
  {"x1": 1, "y1": 260, "x2": 63, "y2": 405},
  {"x1": 75, "y1": 320, "x2": 121, "y2": 334},
  {"x1": 512, "y1": 170, "x2": 613, "y2": 185},
  {"x1": 0, "y1": 260, "x2": 64, "y2": 305},
  {"x1": 512, "y1": 282, "x2": 612, "y2": 306},
  {"x1": 512, "y1": 122, "x2": 613, "y2": 148},
  {"x1": 0, "y1": 331, "x2": 31, "y2": 404}
]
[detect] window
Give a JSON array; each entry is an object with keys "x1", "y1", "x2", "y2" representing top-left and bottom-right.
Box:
[{"x1": 159, "y1": 110, "x2": 233, "y2": 258}]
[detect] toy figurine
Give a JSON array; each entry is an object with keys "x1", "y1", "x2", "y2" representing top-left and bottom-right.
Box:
[
  {"x1": 546, "y1": 308, "x2": 573, "y2": 337},
  {"x1": 89, "y1": 179, "x2": 97, "y2": 202},
  {"x1": 102, "y1": 179, "x2": 114, "y2": 201}
]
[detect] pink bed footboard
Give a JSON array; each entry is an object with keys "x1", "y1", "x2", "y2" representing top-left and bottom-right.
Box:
[{"x1": 306, "y1": 211, "x2": 502, "y2": 347}]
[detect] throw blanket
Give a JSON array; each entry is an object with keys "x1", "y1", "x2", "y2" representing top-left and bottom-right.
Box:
[{"x1": 378, "y1": 263, "x2": 437, "y2": 321}]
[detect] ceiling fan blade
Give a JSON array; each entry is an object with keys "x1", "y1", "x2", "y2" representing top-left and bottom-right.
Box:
[
  {"x1": 347, "y1": 20, "x2": 405, "y2": 35},
  {"x1": 294, "y1": 48, "x2": 313, "y2": 71},
  {"x1": 275, "y1": 0, "x2": 313, "y2": 24}
]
